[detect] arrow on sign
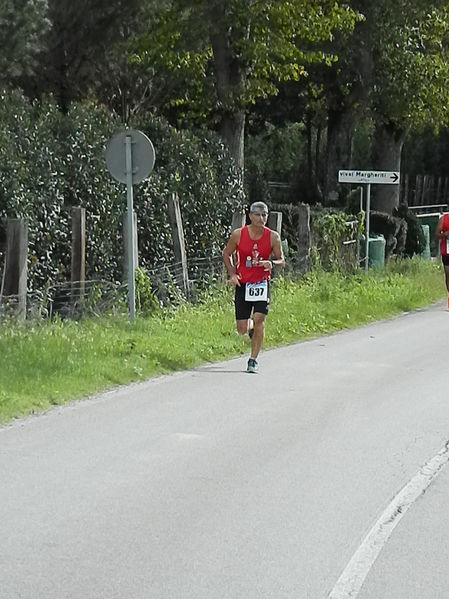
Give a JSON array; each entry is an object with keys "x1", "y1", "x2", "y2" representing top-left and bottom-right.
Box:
[{"x1": 390, "y1": 172, "x2": 399, "y2": 183}]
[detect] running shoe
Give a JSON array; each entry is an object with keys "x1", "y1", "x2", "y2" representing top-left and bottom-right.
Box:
[{"x1": 246, "y1": 358, "x2": 258, "y2": 374}]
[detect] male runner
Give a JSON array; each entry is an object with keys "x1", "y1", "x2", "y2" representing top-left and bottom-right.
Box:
[{"x1": 222, "y1": 201, "x2": 284, "y2": 373}]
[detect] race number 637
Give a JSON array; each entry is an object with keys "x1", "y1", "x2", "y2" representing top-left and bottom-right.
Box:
[{"x1": 245, "y1": 280, "x2": 268, "y2": 302}]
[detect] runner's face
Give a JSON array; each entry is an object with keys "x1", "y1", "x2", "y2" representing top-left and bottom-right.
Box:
[{"x1": 250, "y1": 211, "x2": 268, "y2": 228}]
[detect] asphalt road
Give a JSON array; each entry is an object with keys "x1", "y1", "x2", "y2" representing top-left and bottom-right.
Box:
[{"x1": 1, "y1": 301, "x2": 449, "y2": 599}]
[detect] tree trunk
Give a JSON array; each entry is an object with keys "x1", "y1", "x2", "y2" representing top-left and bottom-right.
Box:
[
  {"x1": 209, "y1": 4, "x2": 246, "y2": 171},
  {"x1": 323, "y1": 10, "x2": 373, "y2": 202},
  {"x1": 324, "y1": 107, "x2": 358, "y2": 201},
  {"x1": 219, "y1": 111, "x2": 245, "y2": 171},
  {"x1": 306, "y1": 114, "x2": 313, "y2": 187},
  {"x1": 371, "y1": 121, "x2": 407, "y2": 214},
  {"x1": 315, "y1": 123, "x2": 322, "y2": 185}
]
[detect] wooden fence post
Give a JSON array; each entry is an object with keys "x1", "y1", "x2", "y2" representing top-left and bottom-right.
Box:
[
  {"x1": 71, "y1": 207, "x2": 86, "y2": 304},
  {"x1": 405, "y1": 174, "x2": 410, "y2": 206},
  {"x1": 415, "y1": 175, "x2": 423, "y2": 205},
  {"x1": 443, "y1": 177, "x2": 449, "y2": 205},
  {"x1": 297, "y1": 203, "x2": 311, "y2": 273},
  {"x1": 401, "y1": 174, "x2": 409, "y2": 205},
  {"x1": 2, "y1": 218, "x2": 28, "y2": 319},
  {"x1": 423, "y1": 175, "x2": 432, "y2": 205},
  {"x1": 123, "y1": 211, "x2": 138, "y2": 281},
  {"x1": 436, "y1": 176, "x2": 443, "y2": 205},
  {"x1": 231, "y1": 211, "x2": 245, "y2": 231},
  {"x1": 268, "y1": 211, "x2": 282, "y2": 235},
  {"x1": 167, "y1": 192, "x2": 189, "y2": 295}
]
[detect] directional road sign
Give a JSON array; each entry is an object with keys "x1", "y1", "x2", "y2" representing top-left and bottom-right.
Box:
[{"x1": 338, "y1": 170, "x2": 400, "y2": 185}]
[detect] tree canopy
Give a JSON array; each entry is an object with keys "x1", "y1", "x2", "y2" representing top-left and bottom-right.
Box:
[
  {"x1": 0, "y1": 0, "x2": 49, "y2": 87},
  {"x1": 1, "y1": 0, "x2": 449, "y2": 207},
  {"x1": 135, "y1": 0, "x2": 360, "y2": 167}
]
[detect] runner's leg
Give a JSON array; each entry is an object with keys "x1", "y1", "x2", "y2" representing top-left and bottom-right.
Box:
[
  {"x1": 236, "y1": 319, "x2": 250, "y2": 334},
  {"x1": 235, "y1": 284, "x2": 252, "y2": 334},
  {"x1": 250, "y1": 312, "x2": 266, "y2": 359}
]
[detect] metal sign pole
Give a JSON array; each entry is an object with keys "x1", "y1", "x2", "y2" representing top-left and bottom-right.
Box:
[
  {"x1": 360, "y1": 187, "x2": 363, "y2": 213},
  {"x1": 125, "y1": 135, "x2": 136, "y2": 321},
  {"x1": 105, "y1": 129, "x2": 155, "y2": 320},
  {"x1": 365, "y1": 183, "x2": 371, "y2": 271}
]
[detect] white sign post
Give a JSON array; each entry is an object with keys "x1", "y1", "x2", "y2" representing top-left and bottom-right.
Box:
[
  {"x1": 338, "y1": 170, "x2": 400, "y2": 270},
  {"x1": 106, "y1": 129, "x2": 155, "y2": 320}
]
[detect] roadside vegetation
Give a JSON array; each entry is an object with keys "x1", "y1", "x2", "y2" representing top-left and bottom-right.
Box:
[{"x1": 0, "y1": 258, "x2": 445, "y2": 424}]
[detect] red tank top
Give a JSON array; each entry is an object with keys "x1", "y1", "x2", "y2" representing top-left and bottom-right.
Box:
[
  {"x1": 441, "y1": 213, "x2": 449, "y2": 256},
  {"x1": 235, "y1": 226, "x2": 272, "y2": 283}
]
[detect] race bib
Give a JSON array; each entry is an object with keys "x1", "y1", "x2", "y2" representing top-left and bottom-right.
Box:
[
  {"x1": 245, "y1": 280, "x2": 268, "y2": 302},
  {"x1": 446, "y1": 237, "x2": 449, "y2": 255}
]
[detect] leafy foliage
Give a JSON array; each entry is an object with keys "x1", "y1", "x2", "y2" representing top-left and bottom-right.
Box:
[
  {"x1": 311, "y1": 210, "x2": 361, "y2": 270},
  {"x1": 134, "y1": 267, "x2": 158, "y2": 314},
  {"x1": 37, "y1": 0, "x2": 143, "y2": 110},
  {"x1": 245, "y1": 122, "x2": 306, "y2": 205},
  {"x1": 0, "y1": 90, "x2": 244, "y2": 292},
  {"x1": 129, "y1": 113, "x2": 245, "y2": 272},
  {"x1": 372, "y1": 0, "x2": 449, "y2": 131},
  {"x1": 136, "y1": 0, "x2": 359, "y2": 122},
  {"x1": 0, "y1": 0, "x2": 49, "y2": 87},
  {"x1": 370, "y1": 205, "x2": 428, "y2": 260},
  {"x1": 393, "y1": 204, "x2": 426, "y2": 257},
  {"x1": 369, "y1": 211, "x2": 406, "y2": 259},
  {"x1": 0, "y1": 91, "x2": 68, "y2": 290}
]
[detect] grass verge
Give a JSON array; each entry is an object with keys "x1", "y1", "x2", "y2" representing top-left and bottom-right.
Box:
[{"x1": 0, "y1": 258, "x2": 446, "y2": 423}]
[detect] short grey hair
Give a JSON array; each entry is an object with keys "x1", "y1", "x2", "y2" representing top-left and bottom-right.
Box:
[{"x1": 249, "y1": 201, "x2": 268, "y2": 214}]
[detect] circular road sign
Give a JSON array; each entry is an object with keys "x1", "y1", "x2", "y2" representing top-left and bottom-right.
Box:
[{"x1": 106, "y1": 129, "x2": 155, "y2": 184}]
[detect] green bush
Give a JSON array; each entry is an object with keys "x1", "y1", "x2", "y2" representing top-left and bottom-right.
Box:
[
  {"x1": 130, "y1": 116, "x2": 244, "y2": 275},
  {"x1": 393, "y1": 204, "x2": 426, "y2": 257},
  {"x1": 311, "y1": 210, "x2": 361, "y2": 271},
  {"x1": 0, "y1": 90, "x2": 244, "y2": 293},
  {"x1": 134, "y1": 267, "x2": 158, "y2": 314},
  {"x1": 369, "y1": 211, "x2": 406, "y2": 259},
  {"x1": 0, "y1": 91, "x2": 68, "y2": 292},
  {"x1": 245, "y1": 122, "x2": 306, "y2": 205}
]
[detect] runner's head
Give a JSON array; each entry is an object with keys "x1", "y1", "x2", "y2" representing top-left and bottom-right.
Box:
[
  {"x1": 249, "y1": 202, "x2": 268, "y2": 227},
  {"x1": 250, "y1": 202, "x2": 268, "y2": 216}
]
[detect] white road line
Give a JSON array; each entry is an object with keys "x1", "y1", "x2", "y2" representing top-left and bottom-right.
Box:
[{"x1": 328, "y1": 441, "x2": 449, "y2": 599}]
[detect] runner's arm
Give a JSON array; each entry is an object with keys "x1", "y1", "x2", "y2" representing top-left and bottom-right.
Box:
[
  {"x1": 269, "y1": 231, "x2": 285, "y2": 269},
  {"x1": 260, "y1": 231, "x2": 285, "y2": 272},
  {"x1": 222, "y1": 229, "x2": 241, "y2": 285}
]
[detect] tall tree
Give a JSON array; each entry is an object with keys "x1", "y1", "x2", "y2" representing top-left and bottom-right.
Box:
[
  {"x1": 370, "y1": 1, "x2": 449, "y2": 211},
  {"x1": 91, "y1": 1, "x2": 170, "y2": 123},
  {"x1": 322, "y1": 2, "x2": 372, "y2": 201},
  {"x1": 0, "y1": 0, "x2": 49, "y2": 87},
  {"x1": 137, "y1": 0, "x2": 358, "y2": 170},
  {"x1": 36, "y1": 0, "x2": 142, "y2": 112},
  {"x1": 322, "y1": 0, "x2": 449, "y2": 211}
]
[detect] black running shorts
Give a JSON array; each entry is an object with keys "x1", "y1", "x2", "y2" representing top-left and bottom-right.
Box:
[
  {"x1": 234, "y1": 281, "x2": 270, "y2": 320},
  {"x1": 442, "y1": 255, "x2": 449, "y2": 266}
]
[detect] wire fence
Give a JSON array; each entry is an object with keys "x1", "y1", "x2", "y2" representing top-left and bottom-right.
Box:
[
  {"x1": 0, "y1": 279, "x2": 129, "y2": 320},
  {"x1": 0, "y1": 221, "x2": 360, "y2": 322}
]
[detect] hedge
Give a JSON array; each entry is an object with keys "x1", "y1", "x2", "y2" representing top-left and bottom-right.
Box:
[{"x1": 0, "y1": 90, "x2": 244, "y2": 292}]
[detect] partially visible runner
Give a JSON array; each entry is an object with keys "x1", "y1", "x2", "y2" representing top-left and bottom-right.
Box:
[
  {"x1": 435, "y1": 211, "x2": 449, "y2": 308},
  {"x1": 222, "y1": 201, "x2": 285, "y2": 373}
]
